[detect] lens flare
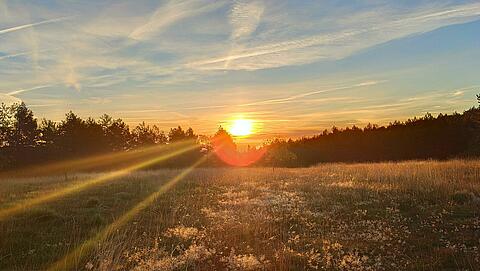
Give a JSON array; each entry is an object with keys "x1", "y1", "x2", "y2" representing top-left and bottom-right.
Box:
[
  {"x1": 46, "y1": 157, "x2": 207, "y2": 271},
  {"x1": 214, "y1": 146, "x2": 266, "y2": 167},
  {"x1": 212, "y1": 129, "x2": 265, "y2": 167}
]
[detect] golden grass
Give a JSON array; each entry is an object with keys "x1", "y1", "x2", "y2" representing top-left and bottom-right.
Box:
[
  {"x1": 0, "y1": 143, "x2": 197, "y2": 221},
  {"x1": 0, "y1": 140, "x2": 197, "y2": 179},
  {"x1": 1, "y1": 160, "x2": 479, "y2": 270},
  {"x1": 47, "y1": 157, "x2": 207, "y2": 271}
]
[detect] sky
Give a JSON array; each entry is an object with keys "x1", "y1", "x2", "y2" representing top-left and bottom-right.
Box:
[{"x1": 0, "y1": 0, "x2": 479, "y2": 144}]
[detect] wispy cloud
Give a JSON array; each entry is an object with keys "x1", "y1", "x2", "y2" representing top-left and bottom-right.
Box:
[
  {"x1": 183, "y1": 80, "x2": 385, "y2": 110},
  {"x1": 239, "y1": 80, "x2": 386, "y2": 106},
  {"x1": 129, "y1": 0, "x2": 226, "y2": 40},
  {"x1": 222, "y1": 0, "x2": 265, "y2": 69},
  {"x1": 7, "y1": 85, "x2": 52, "y2": 96},
  {"x1": 230, "y1": 0, "x2": 264, "y2": 41},
  {"x1": 0, "y1": 48, "x2": 57, "y2": 61},
  {"x1": 118, "y1": 109, "x2": 168, "y2": 114},
  {"x1": 184, "y1": 104, "x2": 230, "y2": 110},
  {"x1": 189, "y1": 2, "x2": 480, "y2": 71},
  {"x1": 0, "y1": 16, "x2": 70, "y2": 35},
  {"x1": 451, "y1": 85, "x2": 480, "y2": 97},
  {"x1": 65, "y1": 61, "x2": 81, "y2": 92}
]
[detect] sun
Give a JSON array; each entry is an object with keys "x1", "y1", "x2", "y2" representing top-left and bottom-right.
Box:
[{"x1": 229, "y1": 119, "x2": 253, "y2": 137}]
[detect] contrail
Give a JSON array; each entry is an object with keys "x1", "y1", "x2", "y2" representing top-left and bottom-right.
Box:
[
  {"x1": 182, "y1": 80, "x2": 386, "y2": 110},
  {"x1": 0, "y1": 16, "x2": 70, "y2": 35},
  {"x1": 239, "y1": 80, "x2": 386, "y2": 107},
  {"x1": 7, "y1": 85, "x2": 52, "y2": 96},
  {"x1": 0, "y1": 51, "x2": 31, "y2": 61},
  {"x1": 0, "y1": 49, "x2": 54, "y2": 61}
]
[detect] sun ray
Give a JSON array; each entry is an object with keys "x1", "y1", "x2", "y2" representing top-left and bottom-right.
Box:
[
  {"x1": 0, "y1": 142, "x2": 199, "y2": 221},
  {"x1": 46, "y1": 156, "x2": 207, "y2": 271},
  {"x1": 0, "y1": 139, "x2": 197, "y2": 179}
]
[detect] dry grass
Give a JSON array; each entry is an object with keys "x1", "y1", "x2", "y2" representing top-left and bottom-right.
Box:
[{"x1": 1, "y1": 160, "x2": 480, "y2": 270}]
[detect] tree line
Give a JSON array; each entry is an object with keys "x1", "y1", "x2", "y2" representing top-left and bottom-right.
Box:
[
  {"x1": 261, "y1": 95, "x2": 480, "y2": 167},
  {"x1": 1, "y1": 94, "x2": 479, "y2": 170},
  {"x1": 0, "y1": 103, "x2": 201, "y2": 170}
]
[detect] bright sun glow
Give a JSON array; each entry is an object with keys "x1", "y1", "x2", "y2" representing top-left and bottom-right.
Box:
[{"x1": 229, "y1": 119, "x2": 254, "y2": 137}]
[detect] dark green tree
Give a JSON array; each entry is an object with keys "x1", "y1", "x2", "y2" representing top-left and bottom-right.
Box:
[
  {"x1": 57, "y1": 111, "x2": 87, "y2": 155},
  {"x1": 168, "y1": 126, "x2": 186, "y2": 142},
  {"x1": 105, "y1": 117, "x2": 132, "y2": 151},
  {"x1": 12, "y1": 102, "x2": 38, "y2": 147},
  {"x1": 132, "y1": 122, "x2": 166, "y2": 147},
  {"x1": 84, "y1": 117, "x2": 109, "y2": 153},
  {"x1": 185, "y1": 127, "x2": 196, "y2": 140},
  {"x1": 264, "y1": 140, "x2": 297, "y2": 168},
  {"x1": 0, "y1": 103, "x2": 15, "y2": 147},
  {"x1": 99, "y1": 114, "x2": 113, "y2": 128},
  {"x1": 39, "y1": 119, "x2": 57, "y2": 145}
]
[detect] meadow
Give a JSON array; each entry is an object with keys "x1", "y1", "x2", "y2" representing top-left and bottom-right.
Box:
[{"x1": 0, "y1": 160, "x2": 479, "y2": 270}]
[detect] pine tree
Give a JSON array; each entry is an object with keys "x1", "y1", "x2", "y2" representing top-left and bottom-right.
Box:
[{"x1": 12, "y1": 102, "x2": 38, "y2": 147}]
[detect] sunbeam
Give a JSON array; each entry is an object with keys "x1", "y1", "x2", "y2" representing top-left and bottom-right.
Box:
[
  {"x1": 0, "y1": 142, "x2": 199, "y2": 221},
  {"x1": 0, "y1": 139, "x2": 197, "y2": 178},
  {"x1": 46, "y1": 156, "x2": 207, "y2": 271}
]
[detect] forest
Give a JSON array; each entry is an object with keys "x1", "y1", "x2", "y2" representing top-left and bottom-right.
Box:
[{"x1": 1, "y1": 94, "x2": 479, "y2": 170}]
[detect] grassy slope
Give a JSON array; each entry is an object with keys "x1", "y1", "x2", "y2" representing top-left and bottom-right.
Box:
[{"x1": 0, "y1": 160, "x2": 479, "y2": 270}]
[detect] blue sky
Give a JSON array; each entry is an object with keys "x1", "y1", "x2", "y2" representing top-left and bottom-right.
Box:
[{"x1": 0, "y1": 0, "x2": 479, "y2": 143}]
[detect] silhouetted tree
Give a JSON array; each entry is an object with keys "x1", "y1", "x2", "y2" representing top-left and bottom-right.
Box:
[
  {"x1": 264, "y1": 140, "x2": 297, "y2": 169},
  {"x1": 273, "y1": 108, "x2": 480, "y2": 166},
  {"x1": 84, "y1": 117, "x2": 109, "y2": 153},
  {"x1": 99, "y1": 114, "x2": 113, "y2": 128},
  {"x1": 39, "y1": 119, "x2": 57, "y2": 145},
  {"x1": 185, "y1": 127, "x2": 196, "y2": 140},
  {"x1": 57, "y1": 111, "x2": 88, "y2": 156},
  {"x1": 0, "y1": 103, "x2": 15, "y2": 147},
  {"x1": 168, "y1": 126, "x2": 186, "y2": 142},
  {"x1": 132, "y1": 122, "x2": 166, "y2": 147},
  {"x1": 0, "y1": 103, "x2": 40, "y2": 167},
  {"x1": 11, "y1": 102, "x2": 38, "y2": 147},
  {"x1": 104, "y1": 117, "x2": 131, "y2": 151}
]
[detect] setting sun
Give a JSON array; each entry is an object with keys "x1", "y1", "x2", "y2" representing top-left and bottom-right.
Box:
[{"x1": 229, "y1": 119, "x2": 254, "y2": 137}]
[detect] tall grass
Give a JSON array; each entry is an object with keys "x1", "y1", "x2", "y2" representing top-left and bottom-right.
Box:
[{"x1": 0, "y1": 160, "x2": 479, "y2": 270}]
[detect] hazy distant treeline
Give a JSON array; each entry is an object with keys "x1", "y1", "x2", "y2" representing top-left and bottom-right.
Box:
[{"x1": 1, "y1": 94, "x2": 479, "y2": 170}]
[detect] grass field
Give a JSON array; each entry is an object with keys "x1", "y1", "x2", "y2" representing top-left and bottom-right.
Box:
[{"x1": 1, "y1": 160, "x2": 480, "y2": 270}]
